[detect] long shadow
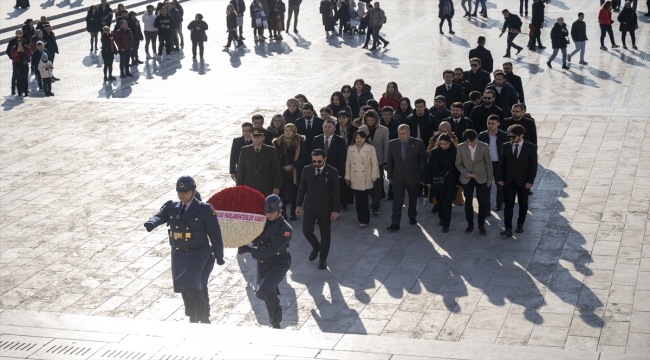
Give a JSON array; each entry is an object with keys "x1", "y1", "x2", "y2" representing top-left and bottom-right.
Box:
[
  {"x1": 190, "y1": 58, "x2": 210, "y2": 75},
  {"x1": 549, "y1": 0, "x2": 570, "y2": 10},
  {"x1": 446, "y1": 34, "x2": 471, "y2": 48},
  {"x1": 40, "y1": 0, "x2": 55, "y2": 9},
  {"x1": 285, "y1": 33, "x2": 311, "y2": 49},
  {"x1": 56, "y1": 0, "x2": 70, "y2": 8},
  {"x1": 586, "y1": 67, "x2": 622, "y2": 84},
  {"x1": 266, "y1": 40, "x2": 294, "y2": 56},
  {"x1": 6, "y1": 8, "x2": 28, "y2": 19},
  {"x1": 617, "y1": 51, "x2": 648, "y2": 67},
  {"x1": 364, "y1": 50, "x2": 400, "y2": 68},
  {"x1": 564, "y1": 69, "x2": 600, "y2": 88},
  {"x1": 154, "y1": 55, "x2": 183, "y2": 80},
  {"x1": 82, "y1": 52, "x2": 102, "y2": 68},
  {"x1": 1, "y1": 97, "x2": 25, "y2": 111},
  {"x1": 325, "y1": 35, "x2": 343, "y2": 49}
]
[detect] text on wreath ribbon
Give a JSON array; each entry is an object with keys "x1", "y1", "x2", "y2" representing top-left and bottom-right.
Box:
[{"x1": 217, "y1": 211, "x2": 266, "y2": 224}]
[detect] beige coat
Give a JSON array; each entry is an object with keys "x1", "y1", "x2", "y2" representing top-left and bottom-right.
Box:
[{"x1": 345, "y1": 143, "x2": 379, "y2": 190}]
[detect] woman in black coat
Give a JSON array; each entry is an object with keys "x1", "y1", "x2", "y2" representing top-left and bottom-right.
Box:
[
  {"x1": 225, "y1": 4, "x2": 243, "y2": 50},
  {"x1": 393, "y1": 97, "x2": 413, "y2": 125},
  {"x1": 187, "y1": 13, "x2": 208, "y2": 58},
  {"x1": 336, "y1": 0, "x2": 350, "y2": 35},
  {"x1": 617, "y1": 2, "x2": 638, "y2": 49},
  {"x1": 22, "y1": 19, "x2": 34, "y2": 47},
  {"x1": 86, "y1": 6, "x2": 102, "y2": 51},
  {"x1": 127, "y1": 11, "x2": 144, "y2": 64},
  {"x1": 438, "y1": 0, "x2": 455, "y2": 35},
  {"x1": 425, "y1": 134, "x2": 460, "y2": 232},
  {"x1": 341, "y1": 84, "x2": 360, "y2": 119},
  {"x1": 320, "y1": 0, "x2": 334, "y2": 36},
  {"x1": 546, "y1": 17, "x2": 569, "y2": 69},
  {"x1": 100, "y1": 26, "x2": 117, "y2": 81}
]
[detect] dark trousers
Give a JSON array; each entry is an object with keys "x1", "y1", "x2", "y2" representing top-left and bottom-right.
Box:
[
  {"x1": 439, "y1": 15, "x2": 452, "y2": 31},
  {"x1": 181, "y1": 255, "x2": 214, "y2": 322},
  {"x1": 391, "y1": 183, "x2": 420, "y2": 225},
  {"x1": 302, "y1": 212, "x2": 332, "y2": 260},
  {"x1": 34, "y1": 71, "x2": 42, "y2": 90},
  {"x1": 463, "y1": 178, "x2": 488, "y2": 227},
  {"x1": 529, "y1": 23, "x2": 543, "y2": 47},
  {"x1": 42, "y1": 77, "x2": 52, "y2": 95},
  {"x1": 118, "y1": 49, "x2": 131, "y2": 75},
  {"x1": 621, "y1": 30, "x2": 636, "y2": 46},
  {"x1": 173, "y1": 27, "x2": 180, "y2": 48},
  {"x1": 131, "y1": 40, "x2": 140, "y2": 62},
  {"x1": 101, "y1": 51, "x2": 114, "y2": 77},
  {"x1": 256, "y1": 288, "x2": 282, "y2": 324},
  {"x1": 12, "y1": 63, "x2": 29, "y2": 95},
  {"x1": 506, "y1": 32, "x2": 523, "y2": 54},
  {"x1": 226, "y1": 30, "x2": 240, "y2": 47},
  {"x1": 339, "y1": 20, "x2": 349, "y2": 34},
  {"x1": 503, "y1": 181, "x2": 529, "y2": 228},
  {"x1": 354, "y1": 189, "x2": 371, "y2": 224},
  {"x1": 192, "y1": 40, "x2": 205, "y2": 56},
  {"x1": 158, "y1": 34, "x2": 172, "y2": 55},
  {"x1": 519, "y1": 0, "x2": 529, "y2": 14},
  {"x1": 287, "y1": 6, "x2": 300, "y2": 29},
  {"x1": 372, "y1": 25, "x2": 387, "y2": 47},
  {"x1": 487, "y1": 162, "x2": 504, "y2": 206},
  {"x1": 144, "y1": 30, "x2": 157, "y2": 53},
  {"x1": 371, "y1": 169, "x2": 384, "y2": 211},
  {"x1": 364, "y1": 27, "x2": 372, "y2": 46},
  {"x1": 437, "y1": 199, "x2": 453, "y2": 227},
  {"x1": 600, "y1": 24, "x2": 615, "y2": 46}
]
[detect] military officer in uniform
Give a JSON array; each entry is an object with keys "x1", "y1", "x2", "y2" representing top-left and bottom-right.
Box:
[
  {"x1": 237, "y1": 195, "x2": 292, "y2": 329},
  {"x1": 144, "y1": 176, "x2": 225, "y2": 323},
  {"x1": 236, "y1": 128, "x2": 282, "y2": 197}
]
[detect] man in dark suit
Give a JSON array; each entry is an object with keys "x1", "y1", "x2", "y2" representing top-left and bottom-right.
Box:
[
  {"x1": 485, "y1": 71, "x2": 519, "y2": 118},
  {"x1": 406, "y1": 98, "x2": 440, "y2": 152},
  {"x1": 312, "y1": 120, "x2": 346, "y2": 201},
  {"x1": 236, "y1": 128, "x2": 282, "y2": 197},
  {"x1": 478, "y1": 115, "x2": 509, "y2": 212},
  {"x1": 497, "y1": 124, "x2": 538, "y2": 237},
  {"x1": 444, "y1": 102, "x2": 475, "y2": 139},
  {"x1": 294, "y1": 102, "x2": 324, "y2": 150},
  {"x1": 500, "y1": 103, "x2": 537, "y2": 145},
  {"x1": 464, "y1": 58, "x2": 492, "y2": 93},
  {"x1": 229, "y1": 122, "x2": 253, "y2": 182},
  {"x1": 468, "y1": 36, "x2": 494, "y2": 73},
  {"x1": 386, "y1": 124, "x2": 427, "y2": 231},
  {"x1": 470, "y1": 89, "x2": 505, "y2": 134},
  {"x1": 503, "y1": 62, "x2": 525, "y2": 104},
  {"x1": 296, "y1": 149, "x2": 340, "y2": 270},
  {"x1": 252, "y1": 115, "x2": 274, "y2": 146},
  {"x1": 434, "y1": 70, "x2": 465, "y2": 108}
]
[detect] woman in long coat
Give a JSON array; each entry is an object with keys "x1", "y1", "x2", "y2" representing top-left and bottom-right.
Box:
[
  {"x1": 320, "y1": 0, "x2": 334, "y2": 36},
  {"x1": 345, "y1": 131, "x2": 379, "y2": 227},
  {"x1": 273, "y1": 123, "x2": 309, "y2": 220},
  {"x1": 425, "y1": 134, "x2": 460, "y2": 232},
  {"x1": 617, "y1": 1, "x2": 638, "y2": 49}
]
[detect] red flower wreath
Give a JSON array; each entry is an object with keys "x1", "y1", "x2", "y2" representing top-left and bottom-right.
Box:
[{"x1": 207, "y1": 186, "x2": 265, "y2": 215}]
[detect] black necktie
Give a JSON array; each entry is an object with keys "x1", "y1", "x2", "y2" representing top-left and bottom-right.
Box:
[
  {"x1": 256, "y1": 148, "x2": 260, "y2": 154},
  {"x1": 307, "y1": 120, "x2": 312, "y2": 131},
  {"x1": 324, "y1": 137, "x2": 330, "y2": 154},
  {"x1": 514, "y1": 143, "x2": 519, "y2": 158},
  {"x1": 316, "y1": 167, "x2": 321, "y2": 179},
  {"x1": 447, "y1": 85, "x2": 451, "y2": 91},
  {"x1": 181, "y1": 204, "x2": 186, "y2": 215}
]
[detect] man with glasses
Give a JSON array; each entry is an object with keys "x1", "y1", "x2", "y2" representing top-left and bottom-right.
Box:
[
  {"x1": 469, "y1": 89, "x2": 505, "y2": 134},
  {"x1": 456, "y1": 129, "x2": 492, "y2": 236},
  {"x1": 435, "y1": 69, "x2": 465, "y2": 108},
  {"x1": 296, "y1": 149, "x2": 340, "y2": 270},
  {"x1": 453, "y1": 68, "x2": 473, "y2": 103},
  {"x1": 230, "y1": 122, "x2": 254, "y2": 182},
  {"x1": 468, "y1": 36, "x2": 493, "y2": 72},
  {"x1": 500, "y1": 104, "x2": 537, "y2": 145},
  {"x1": 497, "y1": 124, "x2": 538, "y2": 237},
  {"x1": 464, "y1": 57, "x2": 492, "y2": 93}
]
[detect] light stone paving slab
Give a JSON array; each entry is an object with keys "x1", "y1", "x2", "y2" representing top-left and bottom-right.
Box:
[{"x1": 0, "y1": 0, "x2": 649, "y2": 356}]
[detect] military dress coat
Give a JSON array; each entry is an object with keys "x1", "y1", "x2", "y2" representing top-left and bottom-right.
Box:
[
  {"x1": 145, "y1": 199, "x2": 224, "y2": 293},
  {"x1": 250, "y1": 217, "x2": 292, "y2": 293},
  {"x1": 236, "y1": 144, "x2": 282, "y2": 196}
]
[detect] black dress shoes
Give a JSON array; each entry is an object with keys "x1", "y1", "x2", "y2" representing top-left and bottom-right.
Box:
[
  {"x1": 431, "y1": 205, "x2": 438, "y2": 213},
  {"x1": 516, "y1": 224, "x2": 525, "y2": 233},
  {"x1": 500, "y1": 228, "x2": 513, "y2": 237},
  {"x1": 439, "y1": 220, "x2": 443, "y2": 226},
  {"x1": 442, "y1": 227, "x2": 449, "y2": 233},
  {"x1": 309, "y1": 249, "x2": 319, "y2": 261},
  {"x1": 409, "y1": 218, "x2": 417, "y2": 225},
  {"x1": 272, "y1": 323, "x2": 281, "y2": 328},
  {"x1": 318, "y1": 259, "x2": 327, "y2": 269},
  {"x1": 386, "y1": 224, "x2": 400, "y2": 231},
  {"x1": 494, "y1": 203, "x2": 503, "y2": 211}
]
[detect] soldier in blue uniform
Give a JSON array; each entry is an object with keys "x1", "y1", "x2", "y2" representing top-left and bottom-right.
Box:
[
  {"x1": 238, "y1": 195, "x2": 292, "y2": 329},
  {"x1": 144, "y1": 176, "x2": 225, "y2": 323}
]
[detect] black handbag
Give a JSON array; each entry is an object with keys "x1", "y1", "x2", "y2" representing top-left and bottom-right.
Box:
[{"x1": 432, "y1": 171, "x2": 448, "y2": 186}]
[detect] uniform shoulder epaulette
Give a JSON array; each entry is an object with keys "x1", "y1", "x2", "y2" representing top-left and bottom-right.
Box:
[{"x1": 161, "y1": 200, "x2": 174, "y2": 211}]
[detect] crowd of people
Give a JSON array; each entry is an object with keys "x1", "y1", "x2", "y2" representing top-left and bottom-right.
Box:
[{"x1": 5, "y1": 0, "x2": 647, "y2": 96}]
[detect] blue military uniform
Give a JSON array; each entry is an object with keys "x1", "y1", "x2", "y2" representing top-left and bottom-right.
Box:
[
  {"x1": 239, "y1": 195, "x2": 292, "y2": 328},
  {"x1": 144, "y1": 176, "x2": 224, "y2": 323}
]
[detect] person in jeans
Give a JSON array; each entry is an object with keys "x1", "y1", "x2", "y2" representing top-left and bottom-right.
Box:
[
  {"x1": 547, "y1": 17, "x2": 569, "y2": 69},
  {"x1": 455, "y1": 129, "x2": 492, "y2": 236},
  {"x1": 568, "y1": 12, "x2": 588, "y2": 64},
  {"x1": 142, "y1": 5, "x2": 157, "y2": 59},
  {"x1": 114, "y1": 20, "x2": 134, "y2": 78},
  {"x1": 598, "y1": 1, "x2": 619, "y2": 50}
]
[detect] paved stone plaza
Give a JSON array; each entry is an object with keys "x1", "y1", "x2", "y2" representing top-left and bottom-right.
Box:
[{"x1": 0, "y1": 0, "x2": 649, "y2": 358}]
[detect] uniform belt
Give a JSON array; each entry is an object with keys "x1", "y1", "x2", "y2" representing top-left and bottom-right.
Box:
[{"x1": 168, "y1": 230, "x2": 206, "y2": 240}]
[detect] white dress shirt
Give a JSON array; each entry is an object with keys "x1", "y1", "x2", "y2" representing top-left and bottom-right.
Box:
[
  {"x1": 469, "y1": 143, "x2": 476, "y2": 161},
  {"x1": 512, "y1": 138, "x2": 524, "y2": 157}
]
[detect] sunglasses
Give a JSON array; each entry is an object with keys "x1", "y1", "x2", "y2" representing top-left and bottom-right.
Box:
[
  {"x1": 483, "y1": 97, "x2": 493, "y2": 100},
  {"x1": 470, "y1": 64, "x2": 479, "y2": 67},
  {"x1": 313, "y1": 160, "x2": 323, "y2": 164},
  {"x1": 509, "y1": 135, "x2": 518, "y2": 139}
]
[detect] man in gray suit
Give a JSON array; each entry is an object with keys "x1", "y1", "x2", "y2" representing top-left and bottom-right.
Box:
[
  {"x1": 456, "y1": 129, "x2": 493, "y2": 236},
  {"x1": 386, "y1": 124, "x2": 427, "y2": 231}
]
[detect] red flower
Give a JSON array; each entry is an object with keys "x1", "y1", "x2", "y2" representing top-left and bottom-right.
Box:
[{"x1": 207, "y1": 186, "x2": 265, "y2": 215}]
